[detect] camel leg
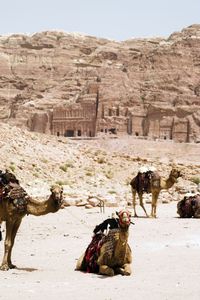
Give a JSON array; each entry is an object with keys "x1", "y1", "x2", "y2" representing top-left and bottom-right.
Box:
[
  {"x1": 99, "y1": 265, "x2": 115, "y2": 276},
  {"x1": 138, "y1": 193, "x2": 149, "y2": 217},
  {"x1": 115, "y1": 263, "x2": 131, "y2": 276},
  {"x1": 75, "y1": 253, "x2": 85, "y2": 271},
  {"x1": 7, "y1": 219, "x2": 22, "y2": 269},
  {"x1": 131, "y1": 188, "x2": 138, "y2": 217},
  {"x1": 0, "y1": 221, "x2": 13, "y2": 271},
  {"x1": 151, "y1": 192, "x2": 159, "y2": 218}
]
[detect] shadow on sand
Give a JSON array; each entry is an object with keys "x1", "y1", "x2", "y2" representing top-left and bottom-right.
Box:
[{"x1": 15, "y1": 267, "x2": 38, "y2": 272}]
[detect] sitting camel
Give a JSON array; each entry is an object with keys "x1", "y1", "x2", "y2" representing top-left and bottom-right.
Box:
[
  {"x1": 130, "y1": 167, "x2": 182, "y2": 218},
  {"x1": 177, "y1": 193, "x2": 200, "y2": 218},
  {"x1": 76, "y1": 209, "x2": 132, "y2": 276},
  {"x1": 0, "y1": 170, "x2": 63, "y2": 271}
]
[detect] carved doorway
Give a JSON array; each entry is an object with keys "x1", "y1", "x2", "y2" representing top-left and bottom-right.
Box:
[{"x1": 64, "y1": 130, "x2": 74, "y2": 137}]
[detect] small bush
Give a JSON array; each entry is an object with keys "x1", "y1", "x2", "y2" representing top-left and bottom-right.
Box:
[
  {"x1": 105, "y1": 169, "x2": 114, "y2": 179},
  {"x1": 60, "y1": 164, "x2": 68, "y2": 172},
  {"x1": 9, "y1": 164, "x2": 15, "y2": 172},
  {"x1": 108, "y1": 190, "x2": 116, "y2": 194},
  {"x1": 86, "y1": 171, "x2": 93, "y2": 176},
  {"x1": 33, "y1": 172, "x2": 39, "y2": 178},
  {"x1": 96, "y1": 156, "x2": 106, "y2": 164},
  {"x1": 56, "y1": 180, "x2": 69, "y2": 186},
  {"x1": 84, "y1": 167, "x2": 94, "y2": 176},
  {"x1": 190, "y1": 177, "x2": 200, "y2": 185},
  {"x1": 41, "y1": 158, "x2": 49, "y2": 164},
  {"x1": 65, "y1": 160, "x2": 74, "y2": 168},
  {"x1": 60, "y1": 161, "x2": 74, "y2": 172}
]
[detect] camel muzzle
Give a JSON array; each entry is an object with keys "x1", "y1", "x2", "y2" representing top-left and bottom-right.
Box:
[
  {"x1": 55, "y1": 195, "x2": 63, "y2": 207},
  {"x1": 118, "y1": 210, "x2": 132, "y2": 227}
]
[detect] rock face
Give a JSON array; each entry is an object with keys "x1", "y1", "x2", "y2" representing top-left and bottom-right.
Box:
[{"x1": 0, "y1": 25, "x2": 200, "y2": 142}]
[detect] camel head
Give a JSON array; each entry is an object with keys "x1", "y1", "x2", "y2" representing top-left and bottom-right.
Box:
[
  {"x1": 50, "y1": 184, "x2": 64, "y2": 210},
  {"x1": 116, "y1": 209, "x2": 132, "y2": 229},
  {"x1": 170, "y1": 167, "x2": 182, "y2": 182}
]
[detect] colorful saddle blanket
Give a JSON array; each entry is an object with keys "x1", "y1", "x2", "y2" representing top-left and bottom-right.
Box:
[
  {"x1": 81, "y1": 233, "x2": 104, "y2": 273},
  {"x1": 81, "y1": 228, "x2": 120, "y2": 273},
  {"x1": 134, "y1": 171, "x2": 160, "y2": 193}
]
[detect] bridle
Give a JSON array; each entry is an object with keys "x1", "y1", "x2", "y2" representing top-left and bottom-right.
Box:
[{"x1": 118, "y1": 210, "x2": 132, "y2": 227}]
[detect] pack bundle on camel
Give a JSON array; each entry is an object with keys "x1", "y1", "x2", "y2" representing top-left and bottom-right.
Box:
[
  {"x1": 0, "y1": 170, "x2": 64, "y2": 271},
  {"x1": 130, "y1": 166, "x2": 182, "y2": 218},
  {"x1": 76, "y1": 209, "x2": 133, "y2": 276},
  {"x1": 177, "y1": 193, "x2": 200, "y2": 218}
]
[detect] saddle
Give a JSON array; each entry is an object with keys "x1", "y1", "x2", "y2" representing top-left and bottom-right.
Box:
[
  {"x1": 81, "y1": 228, "x2": 120, "y2": 273},
  {"x1": 136, "y1": 171, "x2": 160, "y2": 193},
  {"x1": 5, "y1": 183, "x2": 29, "y2": 212},
  {"x1": 0, "y1": 169, "x2": 19, "y2": 187},
  {"x1": 0, "y1": 170, "x2": 28, "y2": 212}
]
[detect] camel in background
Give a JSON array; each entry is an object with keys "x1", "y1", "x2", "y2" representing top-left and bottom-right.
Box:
[
  {"x1": 177, "y1": 193, "x2": 200, "y2": 218},
  {"x1": 130, "y1": 167, "x2": 182, "y2": 218}
]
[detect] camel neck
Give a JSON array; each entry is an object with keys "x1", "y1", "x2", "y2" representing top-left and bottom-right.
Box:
[
  {"x1": 160, "y1": 175, "x2": 176, "y2": 190},
  {"x1": 119, "y1": 228, "x2": 129, "y2": 240},
  {"x1": 114, "y1": 228, "x2": 129, "y2": 259},
  {"x1": 26, "y1": 196, "x2": 58, "y2": 216},
  {"x1": 166, "y1": 175, "x2": 177, "y2": 188}
]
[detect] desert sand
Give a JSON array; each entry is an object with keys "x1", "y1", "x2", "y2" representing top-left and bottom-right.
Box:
[
  {"x1": 0, "y1": 126, "x2": 200, "y2": 300},
  {"x1": 1, "y1": 202, "x2": 200, "y2": 300}
]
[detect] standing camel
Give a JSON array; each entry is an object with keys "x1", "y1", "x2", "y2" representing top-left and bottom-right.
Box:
[
  {"x1": 0, "y1": 171, "x2": 63, "y2": 271},
  {"x1": 130, "y1": 167, "x2": 182, "y2": 218},
  {"x1": 76, "y1": 209, "x2": 132, "y2": 276}
]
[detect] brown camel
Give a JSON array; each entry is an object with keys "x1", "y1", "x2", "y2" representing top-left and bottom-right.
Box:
[
  {"x1": 0, "y1": 172, "x2": 63, "y2": 271},
  {"x1": 76, "y1": 209, "x2": 132, "y2": 276},
  {"x1": 177, "y1": 193, "x2": 200, "y2": 218},
  {"x1": 130, "y1": 167, "x2": 182, "y2": 218}
]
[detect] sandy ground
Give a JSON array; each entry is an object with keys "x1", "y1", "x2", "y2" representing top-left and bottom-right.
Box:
[
  {"x1": 1, "y1": 203, "x2": 200, "y2": 300},
  {"x1": 88, "y1": 136, "x2": 200, "y2": 165}
]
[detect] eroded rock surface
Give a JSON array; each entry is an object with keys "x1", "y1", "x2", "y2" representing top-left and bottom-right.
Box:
[{"x1": 0, "y1": 25, "x2": 200, "y2": 141}]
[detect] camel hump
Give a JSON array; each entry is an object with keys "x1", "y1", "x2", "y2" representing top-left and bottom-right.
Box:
[
  {"x1": 151, "y1": 172, "x2": 161, "y2": 187},
  {"x1": 135, "y1": 166, "x2": 159, "y2": 192},
  {"x1": 6, "y1": 184, "x2": 27, "y2": 199},
  {"x1": 3, "y1": 183, "x2": 29, "y2": 212}
]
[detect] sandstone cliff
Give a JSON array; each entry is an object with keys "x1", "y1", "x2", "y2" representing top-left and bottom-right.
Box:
[{"x1": 0, "y1": 25, "x2": 200, "y2": 141}]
